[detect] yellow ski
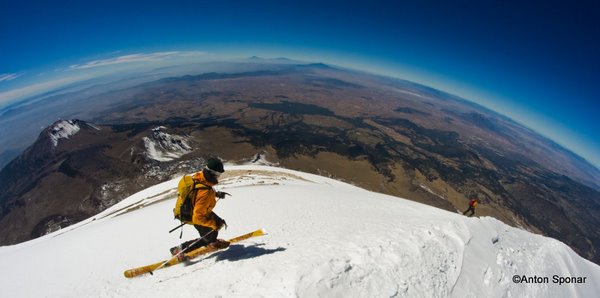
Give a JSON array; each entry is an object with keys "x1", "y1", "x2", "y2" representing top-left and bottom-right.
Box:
[{"x1": 124, "y1": 229, "x2": 266, "y2": 278}]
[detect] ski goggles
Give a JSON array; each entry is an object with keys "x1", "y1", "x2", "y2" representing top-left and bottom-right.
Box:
[{"x1": 205, "y1": 167, "x2": 223, "y2": 177}]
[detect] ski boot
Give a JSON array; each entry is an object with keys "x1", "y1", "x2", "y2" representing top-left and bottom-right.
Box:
[
  {"x1": 209, "y1": 239, "x2": 230, "y2": 249},
  {"x1": 169, "y1": 245, "x2": 189, "y2": 262}
]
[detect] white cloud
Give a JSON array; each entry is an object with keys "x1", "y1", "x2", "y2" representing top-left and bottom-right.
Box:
[
  {"x1": 0, "y1": 51, "x2": 214, "y2": 108},
  {"x1": 0, "y1": 77, "x2": 81, "y2": 106},
  {"x1": 176, "y1": 51, "x2": 211, "y2": 57},
  {"x1": 0, "y1": 73, "x2": 22, "y2": 82},
  {"x1": 67, "y1": 51, "x2": 183, "y2": 70}
]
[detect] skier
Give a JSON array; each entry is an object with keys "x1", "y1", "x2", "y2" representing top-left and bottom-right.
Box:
[
  {"x1": 463, "y1": 197, "x2": 478, "y2": 217},
  {"x1": 170, "y1": 158, "x2": 230, "y2": 261}
]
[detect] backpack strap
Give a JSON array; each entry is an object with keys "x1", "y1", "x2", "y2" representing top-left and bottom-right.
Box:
[
  {"x1": 189, "y1": 180, "x2": 211, "y2": 198},
  {"x1": 191, "y1": 183, "x2": 211, "y2": 205},
  {"x1": 195, "y1": 183, "x2": 211, "y2": 190}
]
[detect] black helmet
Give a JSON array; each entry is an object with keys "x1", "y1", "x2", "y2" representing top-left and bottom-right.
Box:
[{"x1": 205, "y1": 157, "x2": 224, "y2": 173}]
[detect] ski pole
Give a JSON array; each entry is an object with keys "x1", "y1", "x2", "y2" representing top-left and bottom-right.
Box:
[
  {"x1": 169, "y1": 222, "x2": 186, "y2": 234},
  {"x1": 149, "y1": 229, "x2": 216, "y2": 275}
]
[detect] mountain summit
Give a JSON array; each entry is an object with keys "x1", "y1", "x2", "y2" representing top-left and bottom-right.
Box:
[{"x1": 0, "y1": 165, "x2": 597, "y2": 297}]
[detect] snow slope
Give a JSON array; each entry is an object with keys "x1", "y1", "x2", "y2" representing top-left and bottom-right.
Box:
[{"x1": 0, "y1": 165, "x2": 598, "y2": 297}]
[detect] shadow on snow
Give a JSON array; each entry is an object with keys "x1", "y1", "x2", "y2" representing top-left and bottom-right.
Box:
[{"x1": 211, "y1": 243, "x2": 286, "y2": 262}]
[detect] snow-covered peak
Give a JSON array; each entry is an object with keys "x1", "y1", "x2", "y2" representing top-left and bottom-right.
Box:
[
  {"x1": 48, "y1": 120, "x2": 81, "y2": 147},
  {"x1": 0, "y1": 165, "x2": 598, "y2": 297},
  {"x1": 143, "y1": 127, "x2": 192, "y2": 162},
  {"x1": 46, "y1": 119, "x2": 100, "y2": 147}
]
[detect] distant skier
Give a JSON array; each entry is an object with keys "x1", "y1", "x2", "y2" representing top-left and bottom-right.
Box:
[
  {"x1": 170, "y1": 158, "x2": 230, "y2": 261},
  {"x1": 463, "y1": 198, "x2": 478, "y2": 217}
]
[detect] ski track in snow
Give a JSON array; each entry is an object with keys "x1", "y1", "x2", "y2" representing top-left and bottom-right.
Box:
[{"x1": 0, "y1": 165, "x2": 598, "y2": 298}]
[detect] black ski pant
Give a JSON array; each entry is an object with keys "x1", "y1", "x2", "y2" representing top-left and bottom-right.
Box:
[
  {"x1": 180, "y1": 225, "x2": 218, "y2": 252},
  {"x1": 463, "y1": 206, "x2": 475, "y2": 217}
]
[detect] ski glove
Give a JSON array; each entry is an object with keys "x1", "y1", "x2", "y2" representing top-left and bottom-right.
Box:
[
  {"x1": 216, "y1": 218, "x2": 227, "y2": 230},
  {"x1": 212, "y1": 213, "x2": 227, "y2": 230},
  {"x1": 216, "y1": 191, "x2": 230, "y2": 199}
]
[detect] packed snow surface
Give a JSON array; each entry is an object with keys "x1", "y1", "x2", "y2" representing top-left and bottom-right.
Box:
[{"x1": 0, "y1": 165, "x2": 598, "y2": 297}]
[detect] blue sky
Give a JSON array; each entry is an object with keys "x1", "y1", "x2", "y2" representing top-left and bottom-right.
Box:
[{"x1": 1, "y1": 0, "x2": 599, "y2": 168}]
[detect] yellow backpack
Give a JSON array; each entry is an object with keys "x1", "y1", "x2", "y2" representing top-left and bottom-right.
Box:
[{"x1": 173, "y1": 174, "x2": 210, "y2": 222}]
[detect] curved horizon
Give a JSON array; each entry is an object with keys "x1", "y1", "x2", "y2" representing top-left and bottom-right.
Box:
[
  {"x1": 1, "y1": 49, "x2": 599, "y2": 171},
  {"x1": 1, "y1": 1, "x2": 599, "y2": 169}
]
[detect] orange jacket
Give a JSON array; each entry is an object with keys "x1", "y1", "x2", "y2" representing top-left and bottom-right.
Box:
[
  {"x1": 469, "y1": 199, "x2": 478, "y2": 207},
  {"x1": 191, "y1": 171, "x2": 219, "y2": 229}
]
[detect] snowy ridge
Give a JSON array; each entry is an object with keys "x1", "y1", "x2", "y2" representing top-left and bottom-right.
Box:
[
  {"x1": 48, "y1": 120, "x2": 81, "y2": 147},
  {"x1": 420, "y1": 184, "x2": 447, "y2": 201},
  {"x1": 0, "y1": 165, "x2": 598, "y2": 297},
  {"x1": 248, "y1": 152, "x2": 279, "y2": 166},
  {"x1": 143, "y1": 126, "x2": 192, "y2": 162}
]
